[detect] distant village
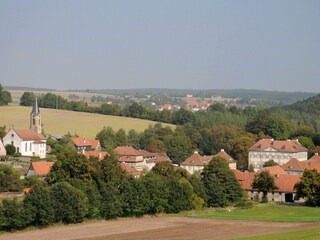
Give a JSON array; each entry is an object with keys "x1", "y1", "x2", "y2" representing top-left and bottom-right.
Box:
[{"x1": 1, "y1": 97, "x2": 319, "y2": 204}]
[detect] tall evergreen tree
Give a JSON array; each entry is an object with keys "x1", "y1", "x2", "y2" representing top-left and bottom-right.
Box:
[{"x1": 202, "y1": 157, "x2": 242, "y2": 207}]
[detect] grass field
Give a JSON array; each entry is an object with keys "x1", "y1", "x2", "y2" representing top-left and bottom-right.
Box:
[
  {"x1": 184, "y1": 203, "x2": 320, "y2": 222},
  {"x1": 233, "y1": 227, "x2": 320, "y2": 240},
  {"x1": 0, "y1": 105, "x2": 174, "y2": 139}
]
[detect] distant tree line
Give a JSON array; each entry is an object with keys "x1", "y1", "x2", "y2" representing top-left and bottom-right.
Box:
[{"x1": 0, "y1": 150, "x2": 242, "y2": 231}]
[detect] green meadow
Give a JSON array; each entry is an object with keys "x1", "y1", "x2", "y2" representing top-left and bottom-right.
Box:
[
  {"x1": 184, "y1": 203, "x2": 320, "y2": 222},
  {"x1": 233, "y1": 227, "x2": 320, "y2": 240},
  {"x1": 0, "y1": 106, "x2": 175, "y2": 139}
]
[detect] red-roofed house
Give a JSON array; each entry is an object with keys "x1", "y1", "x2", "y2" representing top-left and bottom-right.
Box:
[
  {"x1": 234, "y1": 170, "x2": 302, "y2": 203},
  {"x1": 138, "y1": 150, "x2": 171, "y2": 170},
  {"x1": 181, "y1": 149, "x2": 236, "y2": 174},
  {"x1": 248, "y1": 138, "x2": 308, "y2": 170},
  {"x1": 281, "y1": 158, "x2": 305, "y2": 175},
  {"x1": 114, "y1": 146, "x2": 145, "y2": 171},
  {"x1": 3, "y1": 129, "x2": 46, "y2": 158},
  {"x1": 72, "y1": 137, "x2": 101, "y2": 151},
  {"x1": 26, "y1": 161, "x2": 54, "y2": 177}
]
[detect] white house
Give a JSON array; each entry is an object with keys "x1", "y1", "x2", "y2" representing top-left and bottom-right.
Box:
[{"x1": 3, "y1": 129, "x2": 46, "y2": 159}]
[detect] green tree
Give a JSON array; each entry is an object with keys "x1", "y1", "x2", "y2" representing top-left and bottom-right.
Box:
[
  {"x1": 0, "y1": 125, "x2": 6, "y2": 139},
  {"x1": 263, "y1": 159, "x2": 279, "y2": 167},
  {"x1": 0, "y1": 164, "x2": 21, "y2": 192},
  {"x1": 172, "y1": 108, "x2": 194, "y2": 125},
  {"x1": 100, "y1": 182, "x2": 123, "y2": 219},
  {"x1": 141, "y1": 172, "x2": 169, "y2": 214},
  {"x1": 164, "y1": 134, "x2": 192, "y2": 165},
  {"x1": 127, "y1": 129, "x2": 141, "y2": 149},
  {"x1": 202, "y1": 157, "x2": 242, "y2": 207},
  {"x1": 294, "y1": 169, "x2": 320, "y2": 206},
  {"x1": 115, "y1": 128, "x2": 128, "y2": 146},
  {"x1": 120, "y1": 177, "x2": 150, "y2": 217},
  {"x1": 0, "y1": 198, "x2": 31, "y2": 230},
  {"x1": 20, "y1": 92, "x2": 35, "y2": 106},
  {"x1": 252, "y1": 171, "x2": 278, "y2": 202},
  {"x1": 0, "y1": 84, "x2": 12, "y2": 106},
  {"x1": 5, "y1": 144, "x2": 16, "y2": 155},
  {"x1": 188, "y1": 171, "x2": 208, "y2": 204},
  {"x1": 50, "y1": 182, "x2": 87, "y2": 223},
  {"x1": 96, "y1": 126, "x2": 116, "y2": 151},
  {"x1": 23, "y1": 185, "x2": 55, "y2": 227}
]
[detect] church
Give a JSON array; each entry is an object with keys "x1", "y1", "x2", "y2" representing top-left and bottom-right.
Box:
[{"x1": 3, "y1": 98, "x2": 47, "y2": 158}]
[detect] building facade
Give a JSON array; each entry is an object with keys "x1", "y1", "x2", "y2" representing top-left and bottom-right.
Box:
[{"x1": 248, "y1": 139, "x2": 308, "y2": 170}]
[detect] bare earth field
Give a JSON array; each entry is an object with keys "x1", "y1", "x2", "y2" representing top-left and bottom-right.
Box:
[{"x1": 2, "y1": 216, "x2": 319, "y2": 240}]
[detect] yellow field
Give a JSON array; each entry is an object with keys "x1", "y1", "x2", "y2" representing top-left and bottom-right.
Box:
[{"x1": 0, "y1": 106, "x2": 174, "y2": 139}]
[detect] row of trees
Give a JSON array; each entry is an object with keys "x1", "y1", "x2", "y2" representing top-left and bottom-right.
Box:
[{"x1": 0, "y1": 150, "x2": 242, "y2": 231}]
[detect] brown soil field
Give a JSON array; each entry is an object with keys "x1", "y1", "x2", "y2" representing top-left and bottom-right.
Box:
[{"x1": 2, "y1": 216, "x2": 319, "y2": 240}]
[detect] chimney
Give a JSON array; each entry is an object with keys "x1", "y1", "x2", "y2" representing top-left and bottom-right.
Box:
[
  {"x1": 315, "y1": 153, "x2": 319, "y2": 156},
  {"x1": 221, "y1": 149, "x2": 225, "y2": 152}
]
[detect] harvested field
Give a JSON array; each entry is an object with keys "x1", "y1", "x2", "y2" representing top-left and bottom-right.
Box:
[{"x1": 2, "y1": 216, "x2": 319, "y2": 240}]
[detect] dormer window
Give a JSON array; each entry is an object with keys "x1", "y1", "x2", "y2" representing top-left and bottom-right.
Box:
[{"x1": 11, "y1": 134, "x2": 14, "y2": 137}]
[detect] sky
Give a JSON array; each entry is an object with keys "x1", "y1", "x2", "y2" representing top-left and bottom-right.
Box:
[{"x1": 0, "y1": 0, "x2": 319, "y2": 92}]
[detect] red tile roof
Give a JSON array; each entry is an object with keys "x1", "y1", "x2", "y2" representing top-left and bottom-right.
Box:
[
  {"x1": 302, "y1": 153, "x2": 320, "y2": 165},
  {"x1": 259, "y1": 166, "x2": 287, "y2": 175},
  {"x1": 120, "y1": 163, "x2": 141, "y2": 178},
  {"x1": 282, "y1": 158, "x2": 305, "y2": 172},
  {"x1": 72, "y1": 137, "x2": 100, "y2": 150},
  {"x1": 29, "y1": 161, "x2": 54, "y2": 176},
  {"x1": 214, "y1": 149, "x2": 236, "y2": 163},
  {"x1": 15, "y1": 129, "x2": 45, "y2": 141},
  {"x1": 181, "y1": 149, "x2": 235, "y2": 167},
  {"x1": 234, "y1": 171, "x2": 300, "y2": 193},
  {"x1": 304, "y1": 163, "x2": 320, "y2": 172},
  {"x1": 115, "y1": 146, "x2": 142, "y2": 156},
  {"x1": 249, "y1": 139, "x2": 308, "y2": 153},
  {"x1": 180, "y1": 152, "x2": 209, "y2": 166}
]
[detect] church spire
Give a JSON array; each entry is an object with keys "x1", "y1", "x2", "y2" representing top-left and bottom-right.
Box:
[
  {"x1": 30, "y1": 97, "x2": 42, "y2": 134},
  {"x1": 31, "y1": 97, "x2": 40, "y2": 116}
]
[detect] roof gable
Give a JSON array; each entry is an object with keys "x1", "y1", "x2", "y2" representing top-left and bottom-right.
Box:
[
  {"x1": 30, "y1": 161, "x2": 54, "y2": 176},
  {"x1": 249, "y1": 138, "x2": 308, "y2": 153}
]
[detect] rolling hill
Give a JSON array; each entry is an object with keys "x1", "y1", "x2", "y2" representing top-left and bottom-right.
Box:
[{"x1": 0, "y1": 106, "x2": 175, "y2": 139}]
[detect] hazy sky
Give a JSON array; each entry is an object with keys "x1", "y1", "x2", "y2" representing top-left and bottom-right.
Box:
[{"x1": 0, "y1": 0, "x2": 319, "y2": 92}]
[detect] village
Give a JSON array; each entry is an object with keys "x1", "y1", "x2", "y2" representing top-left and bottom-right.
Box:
[{"x1": 1, "y1": 97, "x2": 319, "y2": 206}]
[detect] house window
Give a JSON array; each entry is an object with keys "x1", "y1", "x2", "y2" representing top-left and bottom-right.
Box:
[
  {"x1": 11, "y1": 134, "x2": 14, "y2": 138},
  {"x1": 25, "y1": 142, "x2": 28, "y2": 151},
  {"x1": 11, "y1": 141, "x2": 14, "y2": 146},
  {"x1": 30, "y1": 142, "x2": 32, "y2": 151}
]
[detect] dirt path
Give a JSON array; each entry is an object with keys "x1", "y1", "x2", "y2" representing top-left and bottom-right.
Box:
[{"x1": 2, "y1": 216, "x2": 320, "y2": 240}]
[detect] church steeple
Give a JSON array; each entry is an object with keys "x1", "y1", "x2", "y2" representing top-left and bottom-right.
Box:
[{"x1": 30, "y1": 97, "x2": 42, "y2": 134}]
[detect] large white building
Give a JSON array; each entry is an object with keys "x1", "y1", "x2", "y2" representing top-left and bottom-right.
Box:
[{"x1": 248, "y1": 139, "x2": 308, "y2": 170}]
